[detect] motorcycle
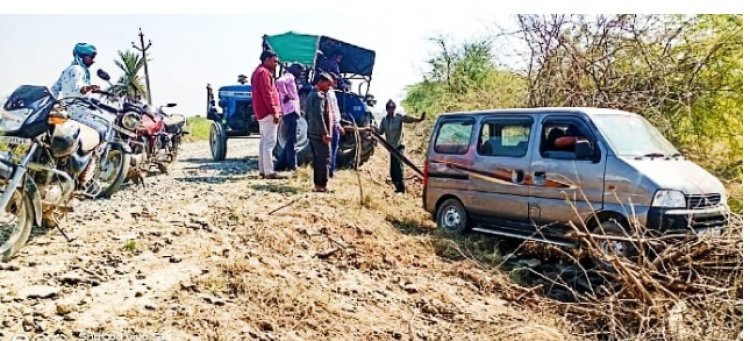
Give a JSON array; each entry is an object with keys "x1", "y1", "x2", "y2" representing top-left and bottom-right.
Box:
[
  {"x1": 102, "y1": 81, "x2": 186, "y2": 177},
  {"x1": 0, "y1": 85, "x2": 128, "y2": 261},
  {"x1": 140, "y1": 102, "x2": 186, "y2": 173}
]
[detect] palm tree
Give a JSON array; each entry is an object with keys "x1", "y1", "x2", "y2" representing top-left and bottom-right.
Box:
[{"x1": 111, "y1": 50, "x2": 146, "y2": 100}]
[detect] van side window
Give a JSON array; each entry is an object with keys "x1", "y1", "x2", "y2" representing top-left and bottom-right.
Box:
[
  {"x1": 478, "y1": 122, "x2": 531, "y2": 157},
  {"x1": 434, "y1": 119, "x2": 474, "y2": 155},
  {"x1": 540, "y1": 121, "x2": 593, "y2": 159}
]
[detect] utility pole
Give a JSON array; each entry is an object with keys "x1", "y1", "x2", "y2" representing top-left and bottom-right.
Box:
[{"x1": 132, "y1": 27, "x2": 153, "y2": 105}]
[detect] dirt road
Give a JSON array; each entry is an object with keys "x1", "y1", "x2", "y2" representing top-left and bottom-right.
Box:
[{"x1": 0, "y1": 138, "x2": 569, "y2": 340}]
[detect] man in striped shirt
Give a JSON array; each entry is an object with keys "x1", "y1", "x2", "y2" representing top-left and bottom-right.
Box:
[{"x1": 275, "y1": 63, "x2": 304, "y2": 171}]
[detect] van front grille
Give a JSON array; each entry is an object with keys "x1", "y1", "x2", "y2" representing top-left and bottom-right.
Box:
[{"x1": 686, "y1": 194, "x2": 721, "y2": 209}]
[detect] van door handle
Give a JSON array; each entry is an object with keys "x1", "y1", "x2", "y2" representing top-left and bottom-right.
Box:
[
  {"x1": 512, "y1": 170, "x2": 524, "y2": 184},
  {"x1": 533, "y1": 171, "x2": 546, "y2": 185}
]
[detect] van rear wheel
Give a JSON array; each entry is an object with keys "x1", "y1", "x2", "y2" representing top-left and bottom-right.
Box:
[{"x1": 436, "y1": 199, "x2": 469, "y2": 235}]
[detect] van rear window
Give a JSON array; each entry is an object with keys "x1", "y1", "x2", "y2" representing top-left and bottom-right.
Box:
[{"x1": 434, "y1": 119, "x2": 474, "y2": 154}]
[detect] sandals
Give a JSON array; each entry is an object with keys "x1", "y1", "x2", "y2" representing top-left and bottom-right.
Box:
[{"x1": 313, "y1": 187, "x2": 332, "y2": 193}]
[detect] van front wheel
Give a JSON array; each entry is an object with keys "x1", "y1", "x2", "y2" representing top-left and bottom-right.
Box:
[
  {"x1": 436, "y1": 199, "x2": 469, "y2": 235},
  {"x1": 592, "y1": 219, "x2": 637, "y2": 271}
]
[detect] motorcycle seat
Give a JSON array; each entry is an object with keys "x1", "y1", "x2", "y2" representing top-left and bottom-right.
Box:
[{"x1": 163, "y1": 114, "x2": 186, "y2": 134}]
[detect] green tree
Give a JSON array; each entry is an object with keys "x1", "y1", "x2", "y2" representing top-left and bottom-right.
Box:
[
  {"x1": 111, "y1": 50, "x2": 146, "y2": 100},
  {"x1": 403, "y1": 37, "x2": 527, "y2": 116},
  {"x1": 511, "y1": 14, "x2": 742, "y2": 210}
]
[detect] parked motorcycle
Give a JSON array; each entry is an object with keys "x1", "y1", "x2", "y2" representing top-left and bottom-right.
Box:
[
  {"x1": 138, "y1": 102, "x2": 185, "y2": 173},
  {"x1": 0, "y1": 84, "x2": 128, "y2": 261},
  {"x1": 100, "y1": 78, "x2": 186, "y2": 178},
  {"x1": 77, "y1": 73, "x2": 131, "y2": 199}
]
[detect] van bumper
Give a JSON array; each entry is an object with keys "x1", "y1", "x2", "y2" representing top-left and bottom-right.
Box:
[{"x1": 646, "y1": 205, "x2": 729, "y2": 232}]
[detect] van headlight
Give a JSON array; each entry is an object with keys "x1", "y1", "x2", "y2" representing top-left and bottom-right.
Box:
[{"x1": 652, "y1": 190, "x2": 686, "y2": 208}]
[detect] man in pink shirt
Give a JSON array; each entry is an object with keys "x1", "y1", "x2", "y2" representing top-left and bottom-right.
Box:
[
  {"x1": 275, "y1": 63, "x2": 304, "y2": 171},
  {"x1": 251, "y1": 50, "x2": 284, "y2": 179}
]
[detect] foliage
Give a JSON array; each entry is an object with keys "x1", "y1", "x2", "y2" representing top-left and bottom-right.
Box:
[
  {"x1": 403, "y1": 37, "x2": 527, "y2": 116},
  {"x1": 404, "y1": 15, "x2": 743, "y2": 211},
  {"x1": 184, "y1": 116, "x2": 212, "y2": 142},
  {"x1": 111, "y1": 50, "x2": 147, "y2": 100}
]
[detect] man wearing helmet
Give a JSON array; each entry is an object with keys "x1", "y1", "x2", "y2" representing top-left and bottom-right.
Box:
[
  {"x1": 51, "y1": 43, "x2": 100, "y2": 100},
  {"x1": 49, "y1": 43, "x2": 105, "y2": 187},
  {"x1": 50, "y1": 43, "x2": 107, "y2": 128}
]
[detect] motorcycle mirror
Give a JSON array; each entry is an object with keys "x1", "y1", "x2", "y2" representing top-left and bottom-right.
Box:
[
  {"x1": 166, "y1": 103, "x2": 177, "y2": 108},
  {"x1": 97, "y1": 69, "x2": 111, "y2": 82}
]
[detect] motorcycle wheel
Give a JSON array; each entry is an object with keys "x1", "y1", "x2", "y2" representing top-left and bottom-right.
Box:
[
  {"x1": 0, "y1": 189, "x2": 34, "y2": 262},
  {"x1": 160, "y1": 135, "x2": 181, "y2": 173},
  {"x1": 96, "y1": 144, "x2": 131, "y2": 198}
]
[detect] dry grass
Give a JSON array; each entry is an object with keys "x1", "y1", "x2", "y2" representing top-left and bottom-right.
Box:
[
  {"x1": 123, "y1": 145, "x2": 573, "y2": 340},
  {"x1": 123, "y1": 125, "x2": 741, "y2": 340}
]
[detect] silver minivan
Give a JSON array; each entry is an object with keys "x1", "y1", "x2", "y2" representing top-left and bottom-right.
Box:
[{"x1": 423, "y1": 107, "x2": 728, "y2": 248}]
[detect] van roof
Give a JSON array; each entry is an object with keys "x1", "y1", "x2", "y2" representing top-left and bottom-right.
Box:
[{"x1": 438, "y1": 107, "x2": 639, "y2": 118}]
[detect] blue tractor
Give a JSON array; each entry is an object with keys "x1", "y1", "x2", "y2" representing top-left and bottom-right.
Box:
[{"x1": 206, "y1": 32, "x2": 378, "y2": 167}]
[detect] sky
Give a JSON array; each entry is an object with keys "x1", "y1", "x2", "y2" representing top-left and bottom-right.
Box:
[{"x1": 0, "y1": 12, "x2": 511, "y2": 117}]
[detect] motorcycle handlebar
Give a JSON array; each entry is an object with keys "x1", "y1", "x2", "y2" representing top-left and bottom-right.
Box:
[
  {"x1": 89, "y1": 98, "x2": 119, "y2": 114},
  {"x1": 93, "y1": 90, "x2": 117, "y2": 98}
]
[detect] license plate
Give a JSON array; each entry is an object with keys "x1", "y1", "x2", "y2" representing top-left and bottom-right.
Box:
[
  {"x1": 0, "y1": 136, "x2": 32, "y2": 146},
  {"x1": 0, "y1": 136, "x2": 31, "y2": 164},
  {"x1": 698, "y1": 227, "x2": 722, "y2": 237}
]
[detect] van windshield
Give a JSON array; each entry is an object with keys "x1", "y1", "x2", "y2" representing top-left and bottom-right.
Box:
[{"x1": 591, "y1": 114, "x2": 679, "y2": 157}]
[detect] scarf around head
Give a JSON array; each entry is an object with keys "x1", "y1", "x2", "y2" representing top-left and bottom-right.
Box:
[{"x1": 72, "y1": 54, "x2": 91, "y2": 84}]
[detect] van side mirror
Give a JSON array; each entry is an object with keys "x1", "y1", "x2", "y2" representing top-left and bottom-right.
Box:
[{"x1": 574, "y1": 140, "x2": 594, "y2": 159}]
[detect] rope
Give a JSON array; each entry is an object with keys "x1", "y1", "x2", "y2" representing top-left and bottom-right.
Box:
[{"x1": 346, "y1": 113, "x2": 365, "y2": 206}]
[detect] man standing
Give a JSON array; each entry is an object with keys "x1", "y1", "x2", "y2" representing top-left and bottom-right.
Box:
[
  {"x1": 275, "y1": 63, "x2": 304, "y2": 171},
  {"x1": 251, "y1": 50, "x2": 284, "y2": 179},
  {"x1": 328, "y1": 82, "x2": 345, "y2": 178},
  {"x1": 378, "y1": 100, "x2": 426, "y2": 193},
  {"x1": 306, "y1": 73, "x2": 335, "y2": 192}
]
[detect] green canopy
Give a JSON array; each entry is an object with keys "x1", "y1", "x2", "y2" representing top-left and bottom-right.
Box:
[
  {"x1": 263, "y1": 31, "x2": 377, "y2": 77},
  {"x1": 263, "y1": 32, "x2": 320, "y2": 66}
]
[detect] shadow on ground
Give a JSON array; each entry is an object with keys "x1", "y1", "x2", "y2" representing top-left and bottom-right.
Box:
[
  {"x1": 173, "y1": 157, "x2": 260, "y2": 184},
  {"x1": 386, "y1": 214, "x2": 608, "y2": 302}
]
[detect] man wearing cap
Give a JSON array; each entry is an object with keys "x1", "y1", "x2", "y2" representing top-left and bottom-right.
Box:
[
  {"x1": 306, "y1": 72, "x2": 335, "y2": 192},
  {"x1": 377, "y1": 100, "x2": 426, "y2": 193},
  {"x1": 274, "y1": 63, "x2": 304, "y2": 172},
  {"x1": 315, "y1": 49, "x2": 342, "y2": 86},
  {"x1": 251, "y1": 50, "x2": 284, "y2": 179}
]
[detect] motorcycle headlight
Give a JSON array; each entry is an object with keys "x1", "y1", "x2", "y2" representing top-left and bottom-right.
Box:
[
  {"x1": 0, "y1": 107, "x2": 33, "y2": 132},
  {"x1": 652, "y1": 190, "x2": 687, "y2": 208},
  {"x1": 122, "y1": 112, "x2": 141, "y2": 130}
]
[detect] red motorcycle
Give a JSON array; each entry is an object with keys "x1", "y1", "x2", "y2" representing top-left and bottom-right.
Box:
[{"x1": 117, "y1": 100, "x2": 187, "y2": 180}]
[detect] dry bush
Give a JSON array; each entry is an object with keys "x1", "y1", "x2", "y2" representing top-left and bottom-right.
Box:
[{"x1": 506, "y1": 214, "x2": 743, "y2": 340}]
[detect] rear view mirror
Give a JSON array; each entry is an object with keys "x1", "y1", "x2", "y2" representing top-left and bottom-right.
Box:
[
  {"x1": 574, "y1": 140, "x2": 594, "y2": 159},
  {"x1": 166, "y1": 103, "x2": 177, "y2": 108},
  {"x1": 97, "y1": 69, "x2": 111, "y2": 82}
]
